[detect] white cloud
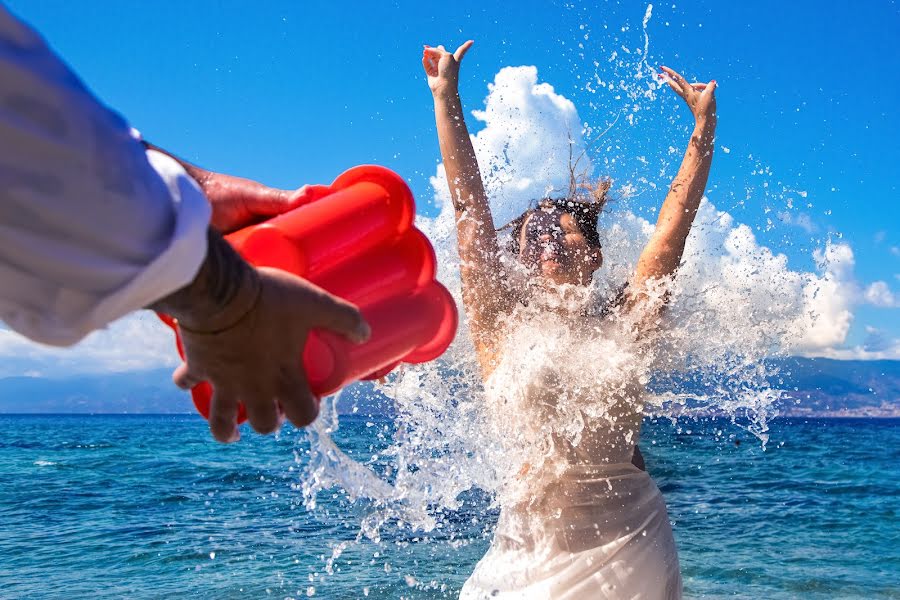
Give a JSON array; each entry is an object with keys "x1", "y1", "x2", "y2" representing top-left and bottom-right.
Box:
[
  {"x1": 426, "y1": 65, "x2": 894, "y2": 363},
  {"x1": 814, "y1": 340, "x2": 900, "y2": 361},
  {"x1": 429, "y1": 66, "x2": 586, "y2": 229},
  {"x1": 616, "y1": 207, "x2": 858, "y2": 357},
  {"x1": 861, "y1": 325, "x2": 898, "y2": 355},
  {"x1": 864, "y1": 281, "x2": 898, "y2": 308},
  {"x1": 0, "y1": 311, "x2": 178, "y2": 378},
  {"x1": 891, "y1": 246, "x2": 900, "y2": 258}
]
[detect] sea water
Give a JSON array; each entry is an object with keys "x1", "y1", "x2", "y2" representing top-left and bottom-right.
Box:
[
  {"x1": 2, "y1": 3, "x2": 886, "y2": 599},
  {"x1": 0, "y1": 414, "x2": 897, "y2": 599}
]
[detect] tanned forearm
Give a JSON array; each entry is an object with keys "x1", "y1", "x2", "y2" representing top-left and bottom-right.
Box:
[
  {"x1": 142, "y1": 142, "x2": 297, "y2": 234},
  {"x1": 636, "y1": 117, "x2": 716, "y2": 281},
  {"x1": 432, "y1": 92, "x2": 510, "y2": 325},
  {"x1": 433, "y1": 93, "x2": 490, "y2": 217},
  {"x1": 143, "y1": 142, "x2": 214, "y2": 186},
  {"x1": 144, "y1": 142, "x2": 289, "y2": 205},
  {"x1": 657, "y1": 117, "x2": 715, "y2": 242},
  {"x1": 150, "y1": 228, "x2": 261, "y2": 334},
  {"x1": 433, "y1": 92, "x2": 503, "y2": 269}
]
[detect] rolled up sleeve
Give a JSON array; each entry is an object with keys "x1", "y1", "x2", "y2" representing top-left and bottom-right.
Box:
[{"x1": 0, "y1": 7, "x2": 210, "y2": 346}]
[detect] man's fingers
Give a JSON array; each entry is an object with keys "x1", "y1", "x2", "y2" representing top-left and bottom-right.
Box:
[
  {"x1": 242, "y1": 387, "x2": 282, "y2": 435},
  {"x1": 208, "y1": 388, "x2": 241, "y2": 443},
  {"x1": 172, "y1": 362, "x2": 202, "y2": 390},
  {"x1": 454, "y1": 40, "x2": 474, "y2": 62},
  {"x1": 276, "y1": 368, "x2": 319, "y2": 428},
  {"x1": 309, "y1": 290, "x2": 371, "y2": 343},
  {"x1": 242, "y1": 188, "x2": 302, "y2": 219}
]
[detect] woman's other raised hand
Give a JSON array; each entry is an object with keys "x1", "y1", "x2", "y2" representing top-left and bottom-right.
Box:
[{"x1": 423, "y1": 40, "x2": 474, "y2": 98}]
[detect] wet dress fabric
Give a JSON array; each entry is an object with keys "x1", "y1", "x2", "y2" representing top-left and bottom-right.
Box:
[
  {"x1": 461, "y1": 311, "x2": 682, "y2": 600},
  {"x1": 460, "y1": 462, "x2": 682, "y2": 600}
]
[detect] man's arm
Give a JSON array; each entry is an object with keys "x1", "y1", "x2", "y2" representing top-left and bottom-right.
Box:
[
  {"x1": 144, "y1": 142, "x2": 307, "y2": 234},
  {"x1": 628, "y1": 67, "x2": 717, "y2": 311},
  {"x1": 0, "y1": 6, "x2": 371, "y2": 441},
  {"x1": 424, "y1": 41, "x2": 513, "y2": 371}
]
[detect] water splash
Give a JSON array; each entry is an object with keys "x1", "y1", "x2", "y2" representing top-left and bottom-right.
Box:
[
  {"x1": 300, "y1": 395, "x2": 394, "y2": 511},
  {"x1": 637, "y1": 4, "x2": 655, "y2": 81},
  {"x1": 297, "y1": 1, "x2": 841, "y2": 577}
]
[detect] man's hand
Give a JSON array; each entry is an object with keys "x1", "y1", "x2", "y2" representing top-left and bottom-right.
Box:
[
  {"x1": 176, "y1": 268, "x2": 369, "y2": 442},
  {"x1": 422, "y1": 40, "x2": 473, "y2": 98},
  {"x1": 660, "y1": 65, "x2": 717, "y2": 127},
  {"x1": 153, "y1": 231, "x2": 370, "y2": 442},
  {"x1": 196, "y1": 171, "x2": 323, "y2": 234},
  {"x1": 143, "y1": 142, "x2": 322, "y2": 234}
]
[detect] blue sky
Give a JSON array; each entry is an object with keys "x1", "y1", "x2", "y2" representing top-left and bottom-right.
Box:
[{"x1": 3, "y1": 0, "x2": 899, "y2": 374}]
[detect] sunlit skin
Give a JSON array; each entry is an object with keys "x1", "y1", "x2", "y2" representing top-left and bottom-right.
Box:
[
  {"x1": 518, "y1": 210, "x2": 604, "y2": 287},
  {"x1": 145, "y1": 142, "x2": 318, "y2": 234},
  {"x1": 424, "y1": 40, "x2": 716, "y2": 377}
]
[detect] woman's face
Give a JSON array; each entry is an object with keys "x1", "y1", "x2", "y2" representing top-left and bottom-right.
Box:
[{"x1": 518, "y1": 208, "x2": 603, "y2": 287}]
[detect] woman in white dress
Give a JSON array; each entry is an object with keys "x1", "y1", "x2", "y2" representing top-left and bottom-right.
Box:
[{"x1": 422, "y1": 40, "x2": 717, "y2": 599}]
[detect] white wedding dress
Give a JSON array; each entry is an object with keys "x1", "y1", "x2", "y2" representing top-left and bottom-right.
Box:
[
  {"x1": 459, "y1": 462, "x2": 682, "y2": 599},
  {"x1": 460, "y1": 312, "x2": 682, "y2": 600}
]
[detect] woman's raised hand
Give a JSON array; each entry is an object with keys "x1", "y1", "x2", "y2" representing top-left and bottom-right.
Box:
[
  {"x1": 422, "y1": 40, "x2": 474, "y2": 97},
  {"x1": 660, "y1": 66, "x2": 717, "y2": 126}
]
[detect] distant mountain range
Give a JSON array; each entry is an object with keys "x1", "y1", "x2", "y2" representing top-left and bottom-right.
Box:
[
  {"x1": 0, "y1": 368, "x2": 392, "y2": 416},
  {"x1": 0, "y1": 369, "x2": 188, "y2": 414},
  {"x1": 766, "y1": 357, "x2": 900, "y2": 417},
  {"x1": 0, "y1": 358, "x2": 897, "y2": 417}
]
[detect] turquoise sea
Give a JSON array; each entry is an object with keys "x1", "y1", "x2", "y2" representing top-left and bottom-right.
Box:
[{"x1": 1, "y1": 414, "x2": 898, "y2": 599}]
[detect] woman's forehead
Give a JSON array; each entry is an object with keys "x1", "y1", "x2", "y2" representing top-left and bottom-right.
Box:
[
  {"x1": 521, "y1": 209, "x2": 580, "y2": 233},
  {"x1": 558, "y1": 213, "x2": 579, "y2": 229}
]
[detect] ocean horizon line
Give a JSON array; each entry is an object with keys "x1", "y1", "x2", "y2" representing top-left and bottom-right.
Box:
[{"x1": 2, "y1": 412, "x2": 898, "y2": 422}]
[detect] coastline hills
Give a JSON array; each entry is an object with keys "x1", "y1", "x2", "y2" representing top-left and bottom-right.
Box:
[{"x1": 0, "y1": 358, "x2": 897, "y2": 417}]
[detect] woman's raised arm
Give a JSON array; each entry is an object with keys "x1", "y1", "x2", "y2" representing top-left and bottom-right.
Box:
[
  {"x1": 423, "y1": 41, "x2": 513, "y2": 370},
  {"x1": 627, "y1": 66, "x2": 717, "y2": 315}
]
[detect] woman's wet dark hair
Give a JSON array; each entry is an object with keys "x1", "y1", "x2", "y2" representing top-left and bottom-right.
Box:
[{"x1": 500, "y1": 179, "x2": 612, "y2": 253}]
